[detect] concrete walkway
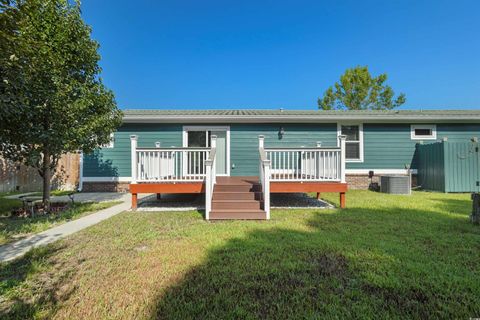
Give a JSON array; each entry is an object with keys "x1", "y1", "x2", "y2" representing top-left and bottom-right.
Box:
[{"x1": 0, "y1": 194, "x2": 138, "y2": 263}]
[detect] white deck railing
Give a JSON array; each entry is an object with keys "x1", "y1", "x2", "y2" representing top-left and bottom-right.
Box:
[
  {"x1": 130, "y1": 135, "x2": 218, "y2": 220},
  {"x1": 258, "y1": 136, "x2": 271, "y2": 219},
  {"x1": 259, "y1": 135, "x2": 347, "y2": 183},
  {"x1": 130, "y1": 136, "x2": 210, "y2": 183}
]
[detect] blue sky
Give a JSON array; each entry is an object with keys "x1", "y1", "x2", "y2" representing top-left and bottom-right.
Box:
[{"x1": 81, "y1": 0, "x2": 480, "y2": 110}]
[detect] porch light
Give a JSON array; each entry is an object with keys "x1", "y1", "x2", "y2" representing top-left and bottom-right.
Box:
[{"x1": 278, "y1": 126, "x2": 285, "y2": 139}]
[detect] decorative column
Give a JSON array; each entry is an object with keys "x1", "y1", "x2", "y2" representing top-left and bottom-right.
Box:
[
  {"x1": 258, "y1": 135, "x2": 265, "y2": 149},
  {"x1": 130, "y1": 135, "x2": 138, "y2": 184},
  {"x1": 339, "y1": 135, "x2": 347, "y2": 184}
]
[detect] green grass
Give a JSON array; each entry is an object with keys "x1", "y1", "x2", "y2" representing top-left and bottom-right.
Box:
[
  {"x1": 0, "y1": 198, "x2": 121, "y2": 245},
  {"x1": 0, "y1": 190, "x2": 479, "y2": 319}
]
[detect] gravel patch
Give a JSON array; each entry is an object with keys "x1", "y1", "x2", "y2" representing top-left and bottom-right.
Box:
[
  {"x1": 271, "y1": 193, "x2": 333, "y2": 209},
  {"x1": 136, "y1": 193, "x2": 333, "y2": 211}
]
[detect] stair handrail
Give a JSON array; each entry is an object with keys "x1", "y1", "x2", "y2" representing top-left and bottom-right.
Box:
[
  {"x1": 205, "y1": 135, "x2": 217, "y2": 220},
  {"x1": 258, "y1": 135, "x2": 271, "y2": 219}
]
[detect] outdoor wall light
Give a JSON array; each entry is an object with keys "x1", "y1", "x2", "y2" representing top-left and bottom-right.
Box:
[{"x1": 278, "y1": 126, "x2": 285, "y2": 139}]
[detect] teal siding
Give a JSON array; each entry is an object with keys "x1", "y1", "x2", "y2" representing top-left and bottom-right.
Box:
[
  {"x1": 84, "y1": 124, "x2": 182, "y2": 177},
  {"x1": 230, "y1": 124, "x2": 337, "y2": 176},
  {"x1": 84, "y1": 122, "x2": 480, "y2": 178},
  {"x1": 349, "y1": 124, "x2": 418, "y2": 170},
  {"x1": 437, "y1": 124, "x2": 480, "y2": 142}
]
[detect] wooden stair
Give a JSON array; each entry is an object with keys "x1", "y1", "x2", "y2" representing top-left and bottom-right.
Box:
[{"x1": 210, "y1": 177, "x2": 267, "y2": 220}]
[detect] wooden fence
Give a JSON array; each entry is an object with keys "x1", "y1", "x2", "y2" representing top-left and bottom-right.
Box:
[{"x1": 0, "y1": 153, "x2": 80, "y2": 193}]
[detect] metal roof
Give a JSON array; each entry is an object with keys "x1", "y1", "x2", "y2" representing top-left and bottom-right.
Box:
[{"x1": 122, "y1": 109, "x2": 480, "y2": 123}]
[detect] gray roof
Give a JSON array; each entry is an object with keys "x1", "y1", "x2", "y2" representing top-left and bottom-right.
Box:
[{"x1": 122, "y1": 109, "x2": 480, "y2": 123}]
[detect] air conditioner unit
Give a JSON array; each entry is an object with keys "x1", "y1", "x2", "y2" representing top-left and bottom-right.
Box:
[{"x1": 380, "y1": 175, "x2": 411, "y2": 195}]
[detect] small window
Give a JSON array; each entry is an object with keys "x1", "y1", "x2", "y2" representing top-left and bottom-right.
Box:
[
  {"x1": 339, "y1": 124, "x2": 363, "y2": 162},
  {"x1": 102, "y1": 133, "x2": 115, "y2": 148},
  {"x1": 411, "y1": 125, "x2": 436, "y2": 140}
]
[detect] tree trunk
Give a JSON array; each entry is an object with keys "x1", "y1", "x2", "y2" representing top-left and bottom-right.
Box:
[{"x1": 42, "y1": 150, "x2": 51, "y2": 212}]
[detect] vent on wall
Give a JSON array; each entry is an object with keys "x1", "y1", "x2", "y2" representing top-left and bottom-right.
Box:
[{"x1": 380, "y1": 176, "x2": 411, "y2": 195}]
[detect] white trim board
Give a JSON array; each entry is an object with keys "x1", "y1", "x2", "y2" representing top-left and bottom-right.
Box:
[
  {"x1": 182, "y1": 125, "x2": 231, "y2": 176},
  {"x1": 337, "y1": 123, "x2": 364, "y2": 163},
  {"x1": 410, "y1": 124, "x2": 437, "y2": 140}
]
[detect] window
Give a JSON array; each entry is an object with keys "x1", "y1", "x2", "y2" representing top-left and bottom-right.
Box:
[
  {"x1": 102, "y1": 133, "x2": 115, "y2": 148},
  {"x1": 338, "y1": 124, "x2": 363, "y2": 162},
  {"x1": 411, "y1": 125, "x2": 436, "y2": 140}
]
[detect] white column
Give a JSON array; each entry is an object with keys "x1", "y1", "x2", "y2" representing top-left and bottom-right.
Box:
[
  {"x1": 205, "y1": 163, "x2": 211, "y2": 220},
  {"x1": 211, "y1": 135, "x2": 217, "y2": 148},
  {"x1": 130, "y1": 135, "x2": 138, "y2": 184},
  {"x1": 258, "y1": 135, "x2": 265, "y2": 149},
  {"x1": 339, "y1": 135, "x2": 346, "y2": 183},
  {"x1": 210, "y1": 135, "x2": 217, "y2": 184},
  {"x1": 264, "y1": 160, "x2": 271, "y2": 220}
]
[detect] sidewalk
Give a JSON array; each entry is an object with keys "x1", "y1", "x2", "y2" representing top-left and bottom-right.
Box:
[{"x1": 0, "y1": 194, "x2": 137, "y2": 262}]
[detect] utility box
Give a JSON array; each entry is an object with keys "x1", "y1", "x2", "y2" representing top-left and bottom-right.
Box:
[
  {"x1": 380, "y1": 175, "x2": 411, "y2": 194},
  {"x1": 416, "y1": 140, "x2": 480, "y2": 193}
]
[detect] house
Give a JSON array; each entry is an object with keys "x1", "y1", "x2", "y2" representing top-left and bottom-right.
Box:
[{"x1": 80, "y1": 109, "x2": 480, "y2": 220}]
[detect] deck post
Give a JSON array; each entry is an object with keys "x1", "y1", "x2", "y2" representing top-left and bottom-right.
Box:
[
  {"x1": 258, "y1": 135, "x2": 271, "y2": 219},
  {"x1": 205, "y1": 135, "x2": 217, "y2": 220},
  {"x1": 339, "y1": 135, "x2": 347, "y2": 183},
  {"x1": 132, "y1": 193, "x2": 138, "y2": 210},
  {"x1": 340, "y1": 192, "x2": 346, "y2": 208},
  {"x1": 130, "y1": 135, "x2": 138, "y2": 184},
  {"x1": 258, "y1": 135, "x2": 265, "y2": 148},
  {"x1": 205, "y1": 163, "x2": 211, "y2": 220},
  {"x1": 211, "y1": 135, "x2": 217, "y2": 184}
]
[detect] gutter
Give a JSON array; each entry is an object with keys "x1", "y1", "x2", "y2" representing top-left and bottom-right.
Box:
[{"x1": 122, "y1": 115, "x2": 480, "y2": 124}]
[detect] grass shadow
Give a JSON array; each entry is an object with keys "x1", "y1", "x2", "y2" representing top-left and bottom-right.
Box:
[
  {"x1": 153, "y1": 202, "x2": 480, "y2": 319},
  {"x1": 0, "y1": 243, "x2": 78, "y2": 319}
]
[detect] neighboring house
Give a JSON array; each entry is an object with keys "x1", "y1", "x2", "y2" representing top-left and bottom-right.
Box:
[{"x1": 81, "y1": 109, "x2": 480, "y2": 220}]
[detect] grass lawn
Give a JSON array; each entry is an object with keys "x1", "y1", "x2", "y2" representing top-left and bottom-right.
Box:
[
  {"x1": 0, "y1": 192, "x2": 121, "y2": 245},
  {"x1": 0, "y1": 190, "x2": 479, "y2": 319}
]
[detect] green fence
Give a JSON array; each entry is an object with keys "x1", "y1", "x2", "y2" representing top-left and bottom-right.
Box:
[{"x1": 417, "y1": 140, "x2": 480, "y2": 193}]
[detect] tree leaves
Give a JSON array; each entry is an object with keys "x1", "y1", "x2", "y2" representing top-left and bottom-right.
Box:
[
  {"x1": 0, "y1": 0, "x2": 122, "y2": 198},
  {"x1": 318, "y1": 66, "x2": 406, "y2": 110}
]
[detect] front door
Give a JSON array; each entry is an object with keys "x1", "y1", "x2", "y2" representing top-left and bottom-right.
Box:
[{"x1": 184, "y1": 127, "x2": 229, "y2": 176}]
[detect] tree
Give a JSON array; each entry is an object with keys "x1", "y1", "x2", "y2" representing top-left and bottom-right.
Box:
[
  {"x1": 0, "y1": 0, "x2": 122, "y2": 209},
  {"x1": 318, "y1": 66, "x2": 406, "y2": 110}
]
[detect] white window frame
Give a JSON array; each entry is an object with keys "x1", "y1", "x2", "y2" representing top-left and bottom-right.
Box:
[
  {"x1": 102, "y1": 133, "x2": 115, "y2": 148},
  {"x1": 182, "y1": 126, "x2": 230, "y2": 176},
  {"x1": 410, "y1": 124, "x2": 437, "y2": 140},
  {"x1": 337, "y1": 123, "x2": 364, "y2": 163}
]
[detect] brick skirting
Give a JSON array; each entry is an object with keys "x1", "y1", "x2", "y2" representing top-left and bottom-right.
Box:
[
  {"x1": 346, "y1": 174, "x2": 417, "y2": 190},
  {"x1": 82, "y1": 174, "x2": 418, "y2": 192}
]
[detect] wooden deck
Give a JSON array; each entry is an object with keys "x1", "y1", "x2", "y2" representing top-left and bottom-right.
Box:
[{"x1": 129, "y1": 176, "x2": 347, "y2": 218}]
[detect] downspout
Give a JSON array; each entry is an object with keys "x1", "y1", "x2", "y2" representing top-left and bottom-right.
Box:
[{"x1": 78, "y1": 151, "x2": 84, "y2": 192}]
